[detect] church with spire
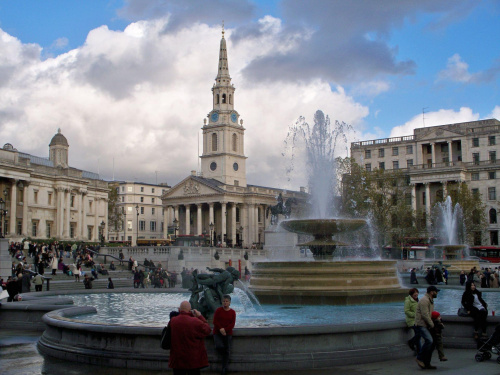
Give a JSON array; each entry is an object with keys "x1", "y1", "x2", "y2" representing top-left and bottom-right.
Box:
[{"x1": 162, "y1": 28, "x2": 306, "y2": 247}]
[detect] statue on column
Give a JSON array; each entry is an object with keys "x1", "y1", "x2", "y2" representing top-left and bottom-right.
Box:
[
  {"x1": 188, "y1": 266, "x2": 240, "y2": 318},
  {"x1": 266, "y1": 193, "x2": 298, "y2": 225}
]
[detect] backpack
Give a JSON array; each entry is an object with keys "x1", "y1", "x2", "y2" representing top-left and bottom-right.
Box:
[{"x1": 160, "y1": 323, "x2": 171, "y2": 350}]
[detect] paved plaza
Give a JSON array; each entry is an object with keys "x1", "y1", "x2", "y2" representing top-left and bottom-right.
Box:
[{"x1": 1, "y1": 329, "x2": 500, "y2": 375}]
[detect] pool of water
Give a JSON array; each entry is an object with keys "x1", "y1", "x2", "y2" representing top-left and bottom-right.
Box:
[{"x1": 66, "y1": 288, "x2": 500, "y2": 328}]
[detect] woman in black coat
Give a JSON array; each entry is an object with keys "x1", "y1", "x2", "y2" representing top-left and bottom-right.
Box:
[{"x1": 461, "y1": 281, "x2": 488, "y2": 339}]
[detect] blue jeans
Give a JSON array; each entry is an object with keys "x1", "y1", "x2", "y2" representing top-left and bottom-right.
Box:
[
  {"x1": 409, "y1": 325, "x2": 422, "y2": 353},
  {"x1": 416, "y1": 326, "x2": 435, "y2": 365}
]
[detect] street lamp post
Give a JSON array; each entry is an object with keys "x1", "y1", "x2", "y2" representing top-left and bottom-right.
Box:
[
  {"x1": 135, "y1": 204, "x2": 139, "y2": 246},
  {"x1": 99, "y1": 220, "x2": 106, "y2": 245},
  {"x1": 209, "y1": 222, "x2": 214, "y2": 247},
  {"x1": 0, "y1": 198, "x2": 7, "y2": 238},
  {"x1": 173, "y1": 217, "x2": 179, "y2": 239},
  {"x1": 239, "y1": 225, "x2": 244, "y2": 248}
]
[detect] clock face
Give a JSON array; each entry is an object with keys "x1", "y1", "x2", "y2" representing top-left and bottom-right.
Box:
[
  {"x1": 233, "y1": 162, "x2": 239, "y2": 171},
  {"x1": 231, "y1": 113, "x2": 237, "y2": 123},
  {"x1": 210, "y1": 162, "x2": 217, "y2": 171},
  {"x1": 211, "y1": 112, "x2": 219, "y2": 122}
]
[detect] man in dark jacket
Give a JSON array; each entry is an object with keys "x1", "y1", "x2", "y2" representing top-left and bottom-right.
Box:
[
  {"x1": 415, "y1": 285, "x2": 439, "y2": 369},
  {"x1": 169, "y1": 300, "x2": 211, "y2": 375},
  {"x1": 6, "y1": 276, "x2": 19, "y2": 302}
]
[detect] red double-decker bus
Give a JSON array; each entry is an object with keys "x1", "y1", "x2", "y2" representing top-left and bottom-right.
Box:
[{"x1": 469, "y1": 246, "x2": 500, "y2": 263}]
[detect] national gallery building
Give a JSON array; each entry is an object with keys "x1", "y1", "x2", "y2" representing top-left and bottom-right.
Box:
[
  {"x1": 0, "y1": 130, "x2": 108, "y2": 242},
  {"x1": 161, "y1": 30, "x2": 306, "y2": 247}
]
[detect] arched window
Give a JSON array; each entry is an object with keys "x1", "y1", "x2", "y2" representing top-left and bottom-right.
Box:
[
  {"x1": 211, "y1": 133, "x2": 217, "y2": 151},
  {"x1": 232, "y1": 133, "x2": 237, "y2": 152},
  {"x1": 222, "y1": 94, "x2": 227, "y2": 103},
  {"x1": 229, "y1": 94, "x2": 232, "y2": 104},
  {"x1": 216, "y1": 94, "x2": 219, "y2": 104},
  {"x1": 490, "y1": 208, "x2": 497, "y2": 224}
]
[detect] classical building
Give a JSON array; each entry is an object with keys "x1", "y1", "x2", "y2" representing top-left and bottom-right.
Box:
[
  {"x1": 162, "y1": 30, "x2": 306, "y2": 247},
  {"x1": 0, "y1": 130, "x2": 108, "y2": 242},
  {"x1": 350, "y1": 118, "x2": 500, "y2": 245},
  {"x1": 109, "y1": 181, "x2": 170, "y2": 244}
]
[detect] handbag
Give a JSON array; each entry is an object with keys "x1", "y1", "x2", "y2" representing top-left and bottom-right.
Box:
[
  {"x1": 160, "y1": 323, "x2": 172, "y2": 350},
  {"x1": 457, "y1": 307, "x2": 470, "y2": 317}
]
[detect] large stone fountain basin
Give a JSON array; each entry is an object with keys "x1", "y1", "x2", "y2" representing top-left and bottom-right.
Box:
[{"x1": 280, "y1": 218, "x2": 366, "y2": 238}]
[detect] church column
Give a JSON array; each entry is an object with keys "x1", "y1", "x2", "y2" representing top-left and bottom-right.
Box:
[
  {"x1": 411, "y1": 184, "x2": 417, "y2": 212},
  {"x1": 185, "y1": 205, "x2": 191, "y2": 235},
  {"x1": 56, "y1": 187, "x2": 63, "y2": 237},
  {"x1": 64, "y1": 189, "x2": 71, "y2": 238},
  {"x1": 247, "y1": 204, "x2": 254, "y2": 246},
  {"x1": 221, "y1": 202, "x2": 227, "y2": 245},
  {"x1": 431, "y1": 143, "x2": 436, "y2": 166},
  {"x1": 94, "y1": 197, "x2": 99, "y2": 241},
  {"x1": 209, "y1": 203, "x2": 214, "y2": 225},
  {"x1": 425, "y1": 183, "x2": 431, "y2": 229},
  {"x1": 197, "y1": 204, "x2": 202, "y2": 236},
  {"x1": 231, "y1": 203, "x2": 236, "y2": 247},
  {"x1": 163, "y1": 206, "x2": 170, "y2": 239},
  {"x1": 255, "y1": 205, "x2": 260, "y2": 244},
  {"x1": 174, "y1": 205, "x2": 179, "y2": 222},
  {"x1": 241, "y1": 204, "x2": 247, "y2": 247},
  {"x1": 9, "y1": 180, "x2": 17, "y2": 235},
  {"x1": 21, "y1": 182, "x2": 29, "y2": 236},
  {"x1": 80, "y1": 191, "x2": 87, "y2": 240},
  {"x1": 448, "y1": 141, "x2": 453, "y2": 165}
]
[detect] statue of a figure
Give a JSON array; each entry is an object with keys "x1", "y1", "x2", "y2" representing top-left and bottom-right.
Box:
[
  {"x1": 266, "y1": 193, "x2": 298, "y2": 225},
  {"x1": 189, "y1": 266, "x2": 240, "y2": 318}
]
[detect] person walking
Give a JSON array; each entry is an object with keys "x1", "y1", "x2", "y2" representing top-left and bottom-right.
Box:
[
  {"x1": 410, "y1": 268, "x2": 418, "y2": 284},
  {"x1": 461, "y1": 281, "x2": 488, "y2": 339},
  {"x1": 415, "y1": 285, "x2": 439, "y2": 370},
  {"x1": 404, "y1": 288, "x2": 420, "y2": 355},
  {"x1": 169, "y1": 301, "x2": 211, "y2": 375},
  {"x1": 213, "y1": 295, "x2": 236, "y2": 375}
]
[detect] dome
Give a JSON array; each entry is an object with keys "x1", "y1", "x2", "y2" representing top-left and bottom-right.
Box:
[
  {"x1": 49, "y1": 128, "x2": 69, "y2": 147},
  {"x1": 3, "y1": 143, "x2": 17, "y2": 151}
]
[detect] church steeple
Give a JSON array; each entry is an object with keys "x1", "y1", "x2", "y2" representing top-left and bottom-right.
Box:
[{"x1": 200, "y1": 25, "x2": 247, "y2": 187}]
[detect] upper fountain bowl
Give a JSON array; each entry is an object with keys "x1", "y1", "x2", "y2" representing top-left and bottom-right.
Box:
[{"x1": 280, "y1": 218, "x2": 366, "y2": 238}]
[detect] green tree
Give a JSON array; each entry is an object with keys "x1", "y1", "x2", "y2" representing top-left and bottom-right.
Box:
[{"x1": 107, "y1": 185, "x2": 124, "y2": 241}]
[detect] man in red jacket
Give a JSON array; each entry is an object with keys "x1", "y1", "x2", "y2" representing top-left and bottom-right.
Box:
[
  {"x1": 169, "y1": 300, "x2": 212, "y2": 375},
  {"x1": 213, "y1": 295, "x2": 236, "y2": 375}
]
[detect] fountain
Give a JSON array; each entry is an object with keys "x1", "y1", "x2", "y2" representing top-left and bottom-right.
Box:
[
  {"x1": 250, "y1": 110, "x2": 407, "y2": 305},
  {"x1": 431, "y1": 196, "x2": 479, "y2": 272}
]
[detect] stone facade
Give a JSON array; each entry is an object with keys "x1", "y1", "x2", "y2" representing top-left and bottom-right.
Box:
[
  {"x1": 109, "y1": 181, "x2": 170, "y2": 244},
  {"x1": 162, "y1": 30, "x2": 307, "y2": 247},
  {"x1": 350, "y1": 118, "x2": 500, "y2": 245},
  {"x1": 0, "y1": 130, "x2": 108, "y2": 242}
]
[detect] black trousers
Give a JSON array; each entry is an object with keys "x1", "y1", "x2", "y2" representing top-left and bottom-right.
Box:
[
  {"x1": 215, "y1": 334, "x2": 232, "y2": 370},
  {"x1": 35, "y1": 285, "x2": 42, "y2": 292},
  {"x1": 173, "y1": 369, "x2": 201, "y2": 375},
  {"x1": 471, "y1": 307, "x2": 488, "y2": 333}
]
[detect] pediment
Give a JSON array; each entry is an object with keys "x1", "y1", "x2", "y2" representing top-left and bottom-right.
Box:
[
  {"x1": 163, "y1": 176, "x2": 224, "y2": 200},
  {"x1": 415, "y1": 126, "x2": 464, "y2": 142}
]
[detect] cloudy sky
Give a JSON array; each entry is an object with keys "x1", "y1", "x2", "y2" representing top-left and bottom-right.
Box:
[{"x1": 0, "y1": 0, "x2": 499, "y2": 190}]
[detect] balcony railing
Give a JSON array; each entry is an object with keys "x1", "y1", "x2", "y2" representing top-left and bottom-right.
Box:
[{"x1": 352, "y1": 135, "x2": 415, "y2": 148}]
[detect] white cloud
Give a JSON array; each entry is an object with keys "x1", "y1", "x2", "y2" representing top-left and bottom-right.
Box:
[
  {"x1": 389, "y1": 107, "x2": 479, "y2": 138},
  {"x1": 351, "y1": 80, "x2": 391, "y2": 97},
  {"x1": 0, "y1": 19, "x2": 369, "y2": 190},
  {"x1": 437, "y1": 53, "x2": 476, "y2": 83},
  {"x1": 489, "y1": 106, "x2": 500, "y2": 120}
]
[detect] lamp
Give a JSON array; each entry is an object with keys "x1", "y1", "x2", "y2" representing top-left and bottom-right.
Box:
[
  {"x1": 0, "y1": 198, "x2": 6, "y2": 238},
  {"x1": 209, "y1": 221, "x2": 214, "y2": 247},
  {"x1": 135, "y1": 204, "x2": 139, "y2": 246},
  {"x1": 99, "y1": 220, "x2": 106, "y2": 245},
  {"x1": 173, "y1": 217, "x2": 179, "y2": 238}
]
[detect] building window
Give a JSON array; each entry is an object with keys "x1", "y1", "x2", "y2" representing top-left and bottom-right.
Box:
[
  {"x1": 472, "y1": 172, "x2": 479, "y2": 181},
  {"x1": 140, "y1": 187, "x2": 144, "y2": 192},
  {"x1": 46, "y1": 221, "x2": 52, "y2": 238},
  {"x1": 234, "y1": 180, "x2": 239, "y2": 186},
  {"x1": 232, "y1": 133, "x2": 237, "y2": 152},
  {"x1": 407, "y1": 159, "x2": 413, "y2": 168},
  {"x1": 406, "y1": 145, "x2": 413, "y2": 154},
  {"x1": 121, "y1": 186, "x2": 125, "y2": 192},
  {"x1": 392, "y1": 147, "x2": 398, "y2": 156},
  {"x1": 365, "y1": 163, "x2": 371, "y2": 172},
  {"x1": 473, "y1": 153, "x2": 480, "y2": 165},
  {"x1": 471, "y1": 188, "x2": 479, "y2": 196},
  {"x1": 474, "y1": 231, "x2": 482, "y2": 246},
  {"x1": 365, "y1": 150, "x2": 371, "y2": 159},
  {"x1": 34, "y1": 191, "x2": 38, "y2": 204},
  {"x1": 378, "y1": 148, "x2": 385, "y2": 158},
  {"x1": 490, "y1": 231, "x2": 499, "y2": 246},
  {"x1": 441, "y1": 144, "x2": 448, "y2": 153},
  {"x1": 139, "y1": 220, "x2": 146, "y2": 231},
  {"x1": 489, "y1": 136, "x2": 496, "y2": 146},
  {"x1": 489, "y1": 209, "x2": 497, "y2": 224},
  {"x1": 127, "y1": 220, "x2": 132, "y2": 230},
  {"x1": 152, "y1": 188, "x2": 155, "y2": 193},
  {"x1": 48, "y1": 192, "x2": 52, "y2": 205},
  {"x1": 152, "y1": 198, "x2": 155, "y2": 203},
  {"x1": 88, "y1": 226, "x2": 93, "y2": 240},
  {"x1": 457, "y1": 142, "x2": 462, "y2": 151},
  {"x1": 489, "y1": 187, "x2": 496, "y2": 200},
  {"x1": 89, "y1": 200, "x2": 93, "y2": 211},
  {"x1": 122, "y1": 196, "x2": 124, "y2": 202},
  {"x1": 405, "y1": 193, "x2": 412, "y2": 206},
  {"x1": 472, "y1": 138, "x2": 479, "y2": 147},
  {"x1": 152, "y1": 208, "x2": 155, "y2": 215},
  {"x1": 392, "y1": 161, "x2": 399, "y2": 170},
  {"x1": 212, "y1": 133, "x2": 218, "y2": 151},
  {"x1": 70, "y1": 223, "x2": 76, "y2": 238},
  {"x1": 70, "y1": 195, "x2": 75, "y2": 207},
  {"x1": 150, "y1": 221, "x2": 157, "y2": 232},
  {"x1": 489, "y1": 171, "x2": 496, "y2": 180},
  {"x1": 128, "y1": 186, "x2": 133, "y2": 192},
  {"x1": 31, "y1": 220, "x2": 38, "y2": 237},
  {"x1": 140, "y1": 197, "x2": 144, "y2": 203},
  {"x1": 379, "y1": 162, "x2": 385, "y2": 170},
  {"x1": 490, "y1": 151, "x2": 496, "y2": 163},
  {"x1": 140, "y1": 207, "x2": 144, "y2": 214}
]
